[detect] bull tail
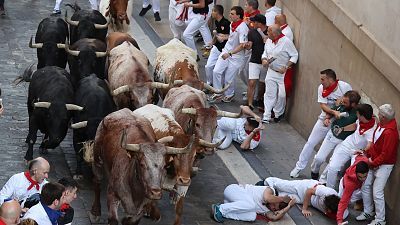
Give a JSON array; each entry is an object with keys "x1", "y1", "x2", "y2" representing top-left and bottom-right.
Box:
[
  {"x1": 14, "y1": 63, "x2": 36, "y2": 85},
  {"x1": 81, "y1": 140, "x2": 95, "y2": 163},
  {"x1": 65, "y1": 2, "x2": 81, "y2": 12}
]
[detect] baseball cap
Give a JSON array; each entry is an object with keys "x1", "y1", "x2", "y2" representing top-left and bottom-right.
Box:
[{"x1": 250, "y1": 14, "x2": 266, "y2": 25}]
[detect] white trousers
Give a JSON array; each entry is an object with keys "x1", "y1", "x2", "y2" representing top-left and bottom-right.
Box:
[
  {"x1": 213, "y1": 117, "x2": 235, "y2": 149},
  {"x1": 239, "y1": 52, "x2": 251, "y2": 85},
  {"x1": 310, "y1": 130, "x2": 343, "y2": 174},
  {"x1": 325, "y1": 143, "x2": 354, "y2": 188},
  {"x1": 143, "y1": 0, "x2": 160, "y2": 13},
  {"x1": 168, "y1": 2, "x2": 185, "y2": 39},
  {"x1": 213, "y1": 54, "x2": 244, "y2": 97},
  {"x1": 198, "y1": 3, "x2": 213, "y2": 46},
  {"x1": 54, "y1": 0, "x2": 98, "y2": 10},
  {"x1": 183, "y1": 13, "x2": 211, "y2": 54},
  {"x1": 205, "y1": 46, "x2": 221, "y2": 85},
  {"x1": 219, "y1": 184, "x2": 257, "y2": 221},
  {"x1": 263, "y1": 72, "x2": 286, "y2": 120},
  {"x1": 361, "y1": 164, "x2": 394, "y2": 222},
  {"x1": 295, "y1": 119, "x2": 330, "y2": 170}
]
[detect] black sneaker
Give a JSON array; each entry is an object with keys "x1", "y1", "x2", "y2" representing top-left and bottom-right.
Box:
[
  {"x1": 139, "y1": 4, "x2": 152, "y2": 16},
  {"x1": 311, "y1": 172, "x2": 319, "y2": 180},
  {"x1": 154, "y1": 12, "x2": 161, "y2": 21},
  {"x1": 274, "y1": 114, "x2": 284, "y2": 123}
]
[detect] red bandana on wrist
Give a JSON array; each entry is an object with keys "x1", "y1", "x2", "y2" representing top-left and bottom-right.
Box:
[
  {"x1": 359, "y1": 118, "x2": 375, "y2": 135},
  {"x1": 244, "y1": 9, "x2": 260, "y2": 18},
  {"x1": 280, "y1": 24, "x2": 288, "y2": 30},
  {"x1": 321, "y1": 80, "x2": 339, "y2": 98},
  {"x1": 272, "y1": 33, "x2": 285, "y2": 44},
  {"x1": 245, "y1": 130, "x2": 261, "y2": 141},
  {"x1": 231, "y1": 20, "x2": 243, "y2": 32},
  {"x1": 24, "y1": 171, "x2": 40, "y2": 191}
]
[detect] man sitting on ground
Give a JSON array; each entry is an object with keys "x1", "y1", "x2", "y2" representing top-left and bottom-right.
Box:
[
  {"x1": 57, "y1": 178, "x2": 78, "y2": 225},
  {"x1": 213, "y1": 105, "x2": 264, "y2": 150},
  {"x1": 211, "y1": 183, "x2": 295, "y2": 223},
  {"x1": 0, "y1": 157, "x2": 49, "y2": 207},
  {"x1": 23, "y1": 182, "x2": 65, "y2": 225},
  {"x1": 265, "y1": 177, "x2": 341, "y2": 220},
  {"x1": 0, "y1": 199, "x2": 21, "y2": 225}
]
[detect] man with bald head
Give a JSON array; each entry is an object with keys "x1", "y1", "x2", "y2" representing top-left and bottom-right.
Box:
[
  {"x1": 0, "y1": 200, "x2": 21, "y2": 225},
  {"x1": 261, "y1": 24, "x2": 298, "y2": 123},
  {"x1": 274, "y1": 14, "x2": 293, "y2": 42},
  {"x1": 0, "y1": 157, "x2": 49, "y2": 208}
]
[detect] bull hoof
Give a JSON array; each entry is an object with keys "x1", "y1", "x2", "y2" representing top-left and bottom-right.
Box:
[
  {"x1": 73, "y1": 174, "x2": 84, "y2": 180},
  {"x1": 88, "y1": 211, "x2": 100, "y2": 223},
  {"x1": 39, "y1": 147, "x2": 48, "y2": 154}
]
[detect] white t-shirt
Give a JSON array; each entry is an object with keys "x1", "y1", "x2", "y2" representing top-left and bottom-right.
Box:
[
  {"x1": 265, "y1": 6, "x2": 281, "y2": 26},
  {"x1": 341, "y1": 120, "x2": 376, "y2": 150},
  {"x1": 244, "y1": 184, "x2": 271, "y2": 214},
  {"x1": 311, "y1": 185, "x2": 338, "y2": 213},
  {"x1": 222, "y1": 22, "x2": 249, "y2": 58},
  {"x1": 281, "y1": 25, "x2": 294, "y2": 42},
  {"x1": 317, "y1": 81, "x2": 352, "y2": 120}
]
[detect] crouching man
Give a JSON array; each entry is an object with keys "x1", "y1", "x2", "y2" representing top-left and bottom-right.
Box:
[
  {"x1": 213, "y1": 105, "x2": 264, "y2": 150},
  {"x1": 265, "y1": 177, "x2": 341, "y2": 220},
  {"x1": 211, "y1": 183, "x2": 295, "y2": 223}
]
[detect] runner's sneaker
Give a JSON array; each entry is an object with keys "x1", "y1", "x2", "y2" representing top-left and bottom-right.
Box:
[
  {"x1": 208, "y1": 94, "x2": 223, "y2": 103},
  {"x1": 139, "y1": 4, "x2": 152, "y2": 16},
  {"x1": 211, "y1": 204, "x2": 224, "y2": 223},
  {"x1": 356, "y1": 212, "x2": 375, "y2": 221},
  {"x1": 290, "y1": 167, "x2": 301, "y2": 178},
  {"x1": 368, "y1": 220, "x2": 385, "y2": 225},
  {"x1": 222, "y1": 95, "x2": 234, "y2": 103},
  {"x1": 154, "y1": 12, "x2": 161, "y2": 21}
]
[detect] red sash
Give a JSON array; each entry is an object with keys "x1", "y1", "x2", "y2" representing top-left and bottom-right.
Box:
[
  {"x1": 322, "y1": 80, "x2": 339, "y2": 98},
  {"x1": 24, "y1": 171, "x2": 39, "y2": 191},
  {"x1": 245, "y1": 130, "x2": 261, "y2": 141},
  {"x1": 177, "y1": 7, "x2": 189, "y2": 21},
  {"x1": 359, "y1": 118, "x2": 375, "y2": 135}
]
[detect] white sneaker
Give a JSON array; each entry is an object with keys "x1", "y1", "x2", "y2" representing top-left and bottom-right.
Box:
[
  {"x1": 290, "y1": 168, "x2": 301, "y2": 178},
  {"x1": 368, "y1": 220, "x2": 385, "y2": 225},
  {"x1": 356, "y1": 212, "x2": 375, "y2": 221}
]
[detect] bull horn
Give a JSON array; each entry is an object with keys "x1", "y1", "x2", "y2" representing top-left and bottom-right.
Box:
[
  {"x1": 150, "y1": 82, "x2": 170, "y2": 89},
  {"x1": 216, "y1": 109, "x2": 242, "y2": 118},
  {"x1": 65, "y1": 11, "x2": 79, "y2": 26},
  {"x1": 29, "y1": 36, "x2": 43, "y2": 49},
  {"x1": 57, "y1": 43, "x2": 66, "y2": 49},
  {"x1": 112, "y1": 85, "x2": 131, "y2": 96},
  {"x1": 95, "y1": 51, "x2": 108, "y2": 58},
  {"x1": 93, "y1": 20, "x2": 110, "y2": 29},
  {"x1": 181, "y1": 108, "x2": 197, "y2": 115},
  {"x1": 71, "y1": 121, "x2": 88, "y2": 129},
  {"x1": 166, "y1": 135, "x2": 195, "y2": 154},
  {"x1": 158, "y1": 136, "x2": 174, "y2": 143},
  {"x1": 203, "y1": 82, "x2": 231, "y2": 94},
  {"x1": 199, "y1": 136, "x2": 226, "y2": 148},
  {"x1": 66, "y1": 104, "x2": 84, "y2": 111},
  {"x1": 120, "y1": 129, "x2": 141, "y2": 152},
  {"x1": 34, "y1": 102, "x2": 51, "y2": 108},
  {"x1": 173, "y1": 80, "x2": 184, "y2": 86},
  {"x1": 65, "y1": 41, "x2": 79, "y2": 56}
]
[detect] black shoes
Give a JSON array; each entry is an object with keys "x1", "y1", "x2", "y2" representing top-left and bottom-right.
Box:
[
  {"x1": 154, "y1": 12, "x2": 161, "y2": 21},
  {"x1": 139, "y1": 4, "x2": 152, "y2": 16}
]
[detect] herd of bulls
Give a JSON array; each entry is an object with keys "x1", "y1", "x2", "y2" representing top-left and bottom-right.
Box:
[{"x1": 14, "y1": 2, "x2": 243, "y2": 225}]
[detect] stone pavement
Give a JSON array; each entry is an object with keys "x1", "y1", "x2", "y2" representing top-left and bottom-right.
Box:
[{"x1": 0, "y1": 0, "x2": 369, "y2": 225}]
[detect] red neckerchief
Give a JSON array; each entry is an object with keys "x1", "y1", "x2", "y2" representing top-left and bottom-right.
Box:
[
  {"x1": 245, "y1": 130, "x2": 261, "y2": 141},
  {"x1": 359, "y1": 118, "x2": 375, "y2": 135},
  {"x1": 244, "y1": 9, "x2": 260, "y2": 18},
  {"x1": 60, "y1": 203, "x2": 70, "y2": 212},
  {"x1": 272, "y1": 33, "x2": 285, "y2": 44},
  {"x1": 231, "y1": 20, "x2": 243, "y2": 32},
  {"x1": 280, "y1": 24, "x2": 288, "y2": 30},
  {"x1": 177, "y1": 7, "x2": 189, "y2": 21},
  {"x1": 0, "y1": 219, "x2": 6, "y2": 225},
  {"x1": 24, "y1": 171, "x2": 40, "y2": 191},
  {"x1": 321, "y1": 80, "x2": 339, "y2": 98}
]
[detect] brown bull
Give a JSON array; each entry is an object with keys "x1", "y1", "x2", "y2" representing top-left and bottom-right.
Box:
[
  {"x1": 108, "y1": 41, "x2": 168, "y2": 110},
  {"x1": 163, "y1": 85, "x2": 241, "y2": 153},
  {"x1": 154, "y1": 39, "x2": 228, "y2": 98},
  {"x1": 133, "y1": 104, "x2": 224, "y2": 225},
  {"x1": 90, "y1": 108, "x2": 192, "y2": 225},
  {"x1": 100, "y1": 0, "x2": 132, "y2": 32},
  {"x1": 106, "y1": 32, "x2": 140, "y2": 51}
]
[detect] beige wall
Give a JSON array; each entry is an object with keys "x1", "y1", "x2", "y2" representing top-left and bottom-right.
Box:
[{"x1": 280, "y1": 0, "x2": 400, "y2": 224}]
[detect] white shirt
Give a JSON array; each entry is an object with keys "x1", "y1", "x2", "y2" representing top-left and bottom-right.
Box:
[
  {"x1": 262, "y1": 36, "x2": 298, "y2": 79},
  {"x1": 311, "y1": 185, "x2": 338, "y2": 213},
  {"x1": 222, "y1": 22, "x2": 249, "y2": 58},
  {"x1": 281, "y1": 25, "x2": 294, "y2": 42},
  {"x1": 0, "y1": 172, "x2": 47, "y2": 205},
  {"x1": 232, "y1": 118, "x2": 261, "y2": 150},
  {"x1": 23, "y1": 202, "x2": 53, "y2": 225},
  {"x1": 244, "y1": 184, "x2": 271, "y2": 214},
  {"x1": 341, "y1": 120, "x2": 376, "y2": 150},
  {"x1": 265, "y1": 6, "x2": 281, "y2": 26},
  {"x1": 317, "y1": 81, "x2": 352, "y2": 120}
]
